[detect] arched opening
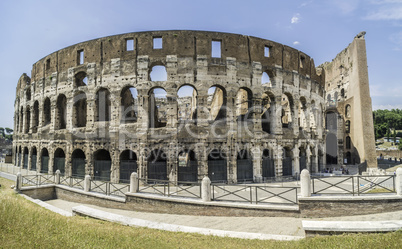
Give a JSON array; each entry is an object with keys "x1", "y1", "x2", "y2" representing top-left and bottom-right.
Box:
[
  {"x1": 75, "y1": 71, "x2": 88, "y2": 87},
  {"x1": 56, "y1": 94, "x2": 67, "y2": 129},
  {"x1": 41, "y1": 148, "x2": 49, "y2": 173},
  {"x1": 23, "y1": 147, "x2": 29, "y2": 169},
  {"x1": 121, "y1": 86, "x2": 138, "y2": 124},
  {"x1": 150, "y1": 65, "x2": 167, "y2": 81},
  {"x1": 19, "y1": 107, "x2": 23, "y2": 133},
  {"x1": 262, "y1": 149, "x2": 275, "y2": 178},
  {"x1": 72, "y1": 149, "x2": 86, "y2": 178},
  {"x1": 345, "y1": 104, "x2": 351, "y2": 118},
  {"x1": 17, "y1": 146, "x2": 22, "y2": 167},
  {"x1": 120, "y1": 150, "x2": 138, "y2": 183},
  {"x1": 346, "y1": 136, "x2": 351, "y2": 150},
  {"x1": 26, "y1": 88, "x2": 31, "y2": 101},
  {"x1": 147, "y1": 149, "x2": 167, "y2": 180},
  {"x1": 298, "y1": 97, "x2": 307, "y2": 130},
  {"x1": 341, "y1": 88, "x2": 345, "y2": 98},
  {"x1": 43, "y1": 98, "x2": 51, "y2": 126},
  {"x1": 25, "y1": 106, "x2": 31, "y2": 133},
  {"x1": 281, "y1": 94, "x2": 293, "y2": 128},
  {"x1": 177, "y1": 85, "x2": 197, "y2": 123},
  {"x1": 345, "y1": 120, "x2": 351, "y2": 133},
  {"x1": 261, "y1": 92, "x2": 274, "y2": 133},
  {"x1": 326, "y1": 112, "x2": 337, "y2": 131},
  {"x1": 299, "y1": 147, "x2": 307, "y2": 171},
  {"x1": 96, "y1": 88, "x2": 111, "y2": 122},
  {"x1": 236, "y1": 88, "x2": 252, "y2": 122},
  {"x1": 149, "y1": 88, "x2": 167, "y2": 128},
  {"x1": 178, "y1": 150, "x2": 198, "y2": 182},
  {"x1": 33, "y1": 101, "x2": 39, "y2": 133},
  {"x1": 31, "y1": 147, "x2": 37, "y2": 171},
  {"x1": 346, "y1": 152, "x2": 352, "y2": 165},
  {"x1": 282, "y1": 147, "x2": 293, "y2": 176},
  {"x1": 208, "y1": 149, "x2": 227, "y2": 182},
  {"x1": 54, "y1": 148, "x2": 65, "y2": 175},
  {"x1": 261, "y1": 72, "x2": 271, "y2": 85},
  {"x1": 207, "y1": 86, "x2": 227, "y2": 122},
  {"x1": 326, "y1": 133, "x2": 338, "y2": 165},
  {"x1": 73, "y1": 92, "x2": 87, "y2": 127},
  {"x1": 94, "y1": 149, "x2": 111, "y2": 181},
  {"x1": 237, "y1": 150, "x2": 253, "y2": 182}
]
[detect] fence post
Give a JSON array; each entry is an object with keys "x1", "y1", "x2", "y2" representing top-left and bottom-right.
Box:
[
  {"x1": 16, "y1": 172, "x2": 22, "y2": 191},
  {"x1": 396, "y1": 168, "x2": 402, "y2": 196},
  {"x1": 130, "y1": 172, "x2": 139, "y2": 193},
  {"x1": 201, "y1": 176, "x2": 211, "y2": 202},
  {"x1": 300, "y1": 169, "x2": 311, "y2": 197},
  {"x1": 84, "y1": 175, "x2": 91, "y2": 192},
  {"x1": 55, "y1": 170, "x2": 61, "y2": 184}
]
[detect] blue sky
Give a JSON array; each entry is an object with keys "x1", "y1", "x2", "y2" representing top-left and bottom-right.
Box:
[{"x1": 0, "y1": 0, "x2": 401, "y2": 129}]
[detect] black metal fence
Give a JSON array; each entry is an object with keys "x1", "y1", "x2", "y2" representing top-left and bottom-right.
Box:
[{"x1": 138, "y1": 178, "x2": 201, "y2": 199}]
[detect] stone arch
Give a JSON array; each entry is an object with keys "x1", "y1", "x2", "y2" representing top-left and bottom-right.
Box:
[
  {"x1": 298, "y1": 97, "x2": 308, "y2": 130},
  {"x1": 33, "y1": 101, "x2": 39, "y2": 133},
  {"x1": 43, "y1": 97, "x2": 51, "y2": 126},
  {"x1": 95, "y1": 88, "x2": 111, "y2": 122},
  {"x1": 25, "y1": 105, "x2": 30, "y2": 133},
  {"x1": 148, "y1": 149, "x2": 167, "y2": 180},
  {"x1": 93, "y1": 149, "x2": 112, "y2": 181},
  {"x1": 262, "y1": 148, "x2": 275, "y2": 178},
  {"x1": 73, "y1": 91, "x2": 87, "y2": 127},
  {"x1": 177, "y1": 85, "x2": 197, "y2": 122},
  {"x1": 178, "y1": 149, "x2": 197, "y2": 182},
  {"x1": 31, "y1": 146, "x2": 37, "y2": 171},
  {"x1": 74, "y1": 71, "x2": 87, "y2": 87},
  {"x1": 23, "y1": 147, "x2": 29, "y2": 169},
  {"x1": 346, "y1": 136, "x2": 351, "y2": 150},
  {"x1": 150, "y1": 65, "x2": 167, "y2": 81},
  {"x1": 345, "y1": 104, "x2": 351, "y2": 118},
  {"x1": 54, "y1": 148, "x2": 66, "y2": 174},
  {"x1": 346, "y1": 151, "x2": 352, "y2": 164},
  {"x1": 282, "y1": 147, "x2": 293, "y2": 176},
  {"x1": 72, "y1": 149, "x2": 86, "y2": 178},
  {"x1": 19, "y1": 107, "x2": 23, "y2": 133},
  {"x1": 281, "y1": 93, "x2": 293, "y2": 128},
  {"x1": 207, "y1": 85, "x2": 227, "y2": 122},
  {"x1": 261, "y1": 91, "x2": 275, "y2": 133},
  {"x1": 56, "y1": 94, "x2": 67, "y2": 129},
  {"x1": 345, "y1": 120, "x2": 351, "y2": 133},
  {"x1": 26, "y1": 88, "x2": 31, "y2": 101},
  {"x1": 41, "y1": 148, "x2": 49, "y2": 173},
  {"x1": 326, "y1": 133, "x2": 338, "y2": 165},
  {"x1": 236, "y1": 87, "x2": 252, "y2": 121},
  {"x1": 120, "y1": 150, "x2": 138, "y2": 183},
  {"x1": 148, "y1": 87, "x2": 167, "y2": 128},
  {"x1": 208, "y1": 149, "x2": 227, "y2": 182},
  {"x1": 237, "y1": 149, "x2": 253, "y2": 182},
  {"x1": 120, "y1": 86, "x2": 138, "y2": 124}
]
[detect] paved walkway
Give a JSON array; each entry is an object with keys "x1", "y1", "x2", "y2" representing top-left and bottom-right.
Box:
[{"x1": 45, "y1": 198, "x2": 402, "y2": 239}]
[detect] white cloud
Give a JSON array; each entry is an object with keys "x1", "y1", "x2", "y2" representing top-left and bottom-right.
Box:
[
  {"x1": 293, "y1": 41, "x2": 300, "y2": 45},
  {"x1": 291, "y1": 13, "x2": 300, "y2": 24},
  {"x1": 330, "y1": 0, "x2": 359, "y2": 14},
  {"x1": 365, "y1": 6, "x2": 402, "y2": 20}
]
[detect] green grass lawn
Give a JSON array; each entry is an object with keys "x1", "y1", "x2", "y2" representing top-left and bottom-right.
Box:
[{"x1": 0, "y1": 177, "x2": 401, "y2": 248}]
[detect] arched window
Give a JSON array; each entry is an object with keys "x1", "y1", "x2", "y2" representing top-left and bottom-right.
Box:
[
  {"x1": 149, "y1": 88, "x2": 167, "y2": 128},
  {"x1": 345, "y1": 120, "x2": 351, "y2": 133},
  {"x1": 262, "y1": 149, "x2": 275, "y2": 178},
  {"x1": 73, "y1": 92, "x2": 87, "y2": 127},
  {"x1": 150, "y1": 65, "x2": 167, "y2": 81},
  {"x1": 177, "y1": 85, "x2": 197, "y2": 122},
  {"x1": 148, "y1": 149, "x2": 167, "y2": 180},
  {"x1": 54, "y1": 148, "x2": 65, "y2": 174},
  {"x1": 120, "y1": 150, "x2": 137, "y2": 183},
  {"x1": 178, "y1": 150, "x2": 197, "y2": 182},
  {"x1": 31, "y1": 147, "x2": 37, "y2": 171},
  {"x1": 261, "y1": 92, "x2": 273, "y2": 133},
  {"x1": 56, "y1": 95, "x2": 67, "y2": 129},
  {"x1": 298, "y1": 97, "x2": 307, "y2": 130},
  {"x1": 208, "y1": 149, "x2": 227, "y2": 182},
  {"x1": 207, "y1": 86, "x2": 227, "y2": 122},
  {"x1": 26, "y1": 88, "x2": 31, "y2": 101},
  {"x1": 19, "y1": 107, "x2": 24, "y2": 132},
  {"x1": 41, "y1": 148, "x2": 49, "y2": 173},
  {"x1": 93, "y1": 149, "x2": 111, "y2": 181},
  {"x1": 121, "y1": 86, "x2": 138, "y2": 124},
  {"x1": 96, "y1": 88, "x2": 111, "y2": 122},
  {"x1": 237, "y1": 150, "x2": 253, "y2": 182},
  {"x1": 261, "y1": 72, "x2": 271, "y2": 85},
  {"x1": 345, "y1": 105, "x2": 351, "y2": 118},
  {"x1": 282, "y1": 148, "x2": 292, "y2": 176},
  {"x1": 25, "y1": 106, "x2": 30, "y2": 133}
]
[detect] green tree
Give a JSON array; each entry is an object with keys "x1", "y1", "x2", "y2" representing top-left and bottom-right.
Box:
[
  {"x1": 0, "y1": 127, "x2": 4, "y2": 137},
  {"x1": 5, "y1": 128, "x2": 13, "y2": 134}
]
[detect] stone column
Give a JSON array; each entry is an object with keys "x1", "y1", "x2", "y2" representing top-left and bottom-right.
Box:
[
  {"x1": 27, "y1": 147, "x2": 32, "y2": 171},
  {"x1": 292, "y1": 146, "x2": 300, "y2": 176},
  {"x1": 292, "y1": 99, "x2": 300, "y2": 137},
  {"x1": 275, "y1": 145, "x2": 283, "y2": 177},
  {"x1": 252, "y1": 145, "x2": 262, "y2": 182},
  {"x1": 272, "y1": 96, "x2": 282, "y2": 135}
]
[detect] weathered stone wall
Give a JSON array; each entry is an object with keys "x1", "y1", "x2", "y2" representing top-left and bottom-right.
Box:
[
  {"x1": 13, "y1": 30, "x2": 326, "y2": 183},
  {"x1": 322, "y1": 34, "x2": 377, "y2": 168}
]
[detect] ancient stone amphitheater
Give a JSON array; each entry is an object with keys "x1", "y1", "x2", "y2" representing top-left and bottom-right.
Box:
[{"x1": 13, "y1": 30, "x2": 327, "y2": 183}]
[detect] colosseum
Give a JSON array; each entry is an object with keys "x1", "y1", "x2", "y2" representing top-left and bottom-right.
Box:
[{"x1": 12, "y1": 30, "x2": 377, "y2": 183}]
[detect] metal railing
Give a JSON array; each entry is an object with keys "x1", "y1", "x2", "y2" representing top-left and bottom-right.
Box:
[
  {"x1": 59, "y1": 175, "x2": 85, "y2": 190},
  {"x1": 211, "y1": 183, "x2": 298, "y2": 205},
  {"x1": 138, "y1": 178, "x2": 201, "y2": 199},
  {"x1": 21, "y1": 174, "x2": 55, "y2": 187},
  {"x1": 312, "y1": 175, "x2": 396, "y2": 196}
]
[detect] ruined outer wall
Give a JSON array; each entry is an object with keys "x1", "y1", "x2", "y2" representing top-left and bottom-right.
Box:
[{"x1": 323, "y1": 36, "x2": 377, "y2": 168}]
